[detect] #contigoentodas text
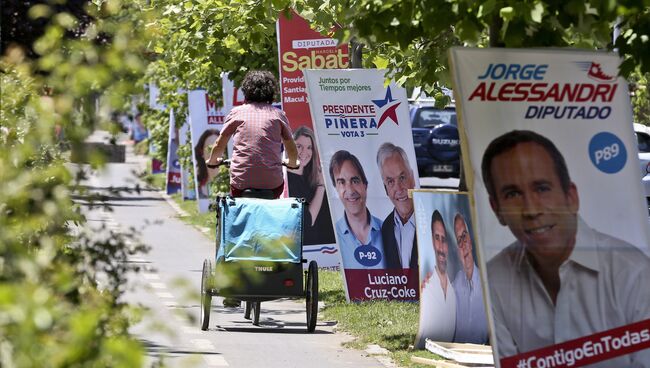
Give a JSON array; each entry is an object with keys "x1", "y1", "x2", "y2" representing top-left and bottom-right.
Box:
[{"x1": 515, "y1": 328, "x2": 650, "y2": 368}]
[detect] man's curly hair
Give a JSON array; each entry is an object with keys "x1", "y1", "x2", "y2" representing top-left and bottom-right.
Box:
[{"x1": 241, "y1": 70, "x2": 278, "y2": 103}]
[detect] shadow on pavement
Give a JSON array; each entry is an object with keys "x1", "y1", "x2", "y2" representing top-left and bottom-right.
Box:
[{"x1": 139, "y1": 338, "x2": 224, "y2": 357}]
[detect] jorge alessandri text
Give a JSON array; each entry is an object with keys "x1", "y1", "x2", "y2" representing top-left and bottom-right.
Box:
[
  {"x1": 478, "y1": 63, "x2": 548, "y2": 80},
  {"x1": 470, "y1": 63, "x2": 618, "y2": 103},
  {"x1": 515, "y1": 328, "x2": 650, "y2": 368},
  {"x1": 468, "y1": 82, "x2": 617, "y2": 103}
]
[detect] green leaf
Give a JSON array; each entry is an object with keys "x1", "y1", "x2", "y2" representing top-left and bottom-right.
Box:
[
  {"x1": 500, "y1": 6, "x2": 515, "y2": 22},
  {"x1": 373, "y1": 55, "x2": 389, "y2": 69},
  {"x1": 456, "y1": 19, "x2": 480, "y2": 44},
  {"x1": 223, "y1": 35, "x2": 238, "y2": 49},
  {"x1": 54, "y1": 12, "x2": 77, "y2": 30},
  {"x1": 478, "y1": 0, "x2": 496, "y2": 18},
  {"x1": 28, "y1": 4, "x2": 52, "y2": 19},
  {"x1": 565, "y1": 0, "x2": 584, "y2": 15},
  {"x1": 531, "y1": 3, "x2": 544, "y2": 23},
  {"x1": 619, "y1": 58, "x2": 635, "y2": 77}
]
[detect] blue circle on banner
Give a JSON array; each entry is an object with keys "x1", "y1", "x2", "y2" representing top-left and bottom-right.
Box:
[
  {"x1": 588, "y1": 132, "x2": 627, "y2": 174},
  {"x1": 354, "y1": 244, "x2": 382, "y2": 267}
]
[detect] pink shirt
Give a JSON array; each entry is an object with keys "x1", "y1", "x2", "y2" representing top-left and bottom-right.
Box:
[{"x1": 221, "y1": 102, "x2": 292, "y2": 190}]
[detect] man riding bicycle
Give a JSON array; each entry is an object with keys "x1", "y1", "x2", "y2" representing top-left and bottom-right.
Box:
[
  {"x1": 205, "y1": 71, "x2": 299, "y2": 308},
  {"x1": 205, "y1": 70, "x2": 299, "y2": 198}
]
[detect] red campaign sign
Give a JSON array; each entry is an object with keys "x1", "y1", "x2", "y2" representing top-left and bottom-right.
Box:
[
  {"x1": 168, "y1": 172, "x2": 181, "y2": 185},
  {"x1": 500, "y1": 318, "x2": 650, "y2": 368},
  {"x1": 344, "y1": 269, "x2": 419, "y2": 302},
  {"x1": 152, "y1": 158, "x2": 165, "y2": 174},
  {"x1": 205, "y1": 94, "x2": 225, "y2": 125},
  {"x1": 232, "y1": 88, "x2": 244, "y2": 107},
  {"x1": 276, "y1": 10, "x2": 349, "y2": 130}
]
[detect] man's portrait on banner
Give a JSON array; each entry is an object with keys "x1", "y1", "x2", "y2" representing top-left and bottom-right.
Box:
[{"x1": 481, "y1": 130, "x2": 650, "y2": 366}]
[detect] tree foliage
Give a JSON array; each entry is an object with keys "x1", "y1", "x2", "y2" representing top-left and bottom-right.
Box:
[
  {"x1": 1, "y1": 0, "x2": 153, "y2": 365},
  {"x1": 298, "y1": 0, "x2": 650, "y2": 107},
  {"x1": 145, "y1": 0, "x2": 292, "y2": 109},
  {"x1": 144, "y1": 1, "x2": 649, "y2": 120},
  {"x1": 2, "y1": 0, "x2": 649, "y2": 364},
  {"x1": 141, "y1": 0, "x2": 299, "y2": 190},
  {"x1": 630, "y1": 70, "x2": 650, "y2": 124}
]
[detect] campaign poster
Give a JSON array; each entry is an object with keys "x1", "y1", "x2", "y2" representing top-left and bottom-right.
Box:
[
  {"x1": 148, "y1": 83, "x2": 166, "y2": 111},
  {"x1": 451, "y1": 48, "x2": 650, "y2": 367},
  {"x1": 412, "y1": 190, "x2": 489, "y2": 348},
  {"x1": 303, "y1": 69, "x2": 420, "y2": 302},
  {"x1": 276, "y1": 9, "x2": 349, "y2": 127},
  {"x1": 222, "y1": 73, "x2": 245, "y2": 112},
  {"x1": 277, "y1": 10, "x2": 349, "y2": 270},
  {"x1": 148, "y1": 83, "x2": 166, "y2": 174},
  {"x1": 187, "y1": 89, "x2": 227, "y2": 213},
  {"x1": 165, "y1": 108, "x2": 182, "y2": 194},
  {"x1": 151, "y1": 158, "x2": 165, "y2": 174},
  {"x1": 179, "y1": 113, "x2": 195, "y2": 201}
]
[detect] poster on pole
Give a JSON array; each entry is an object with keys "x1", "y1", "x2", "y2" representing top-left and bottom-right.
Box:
[
  {"x1": 411, "y1": 190, "x2": 489, "y2": 348},
  {"x1": 222, "y1": 73, "x2": 245, "y2": 112},
  {"x1": 165, "y1": 108, "x2": 182, "y2": 194},
  {"x1": 148, "y1": 83, "x2": 166, "y2": 111},
  {"x1": 148, "y1": 83, "x2": 166, "y2": 174},
  {"x1": 187, "y1": 89, "x2": 227, "y2": 213},
  {"x1": 277, "y1": 9, "x2": 349, "y2": 126},
  {"x1": 179, "y1": 111, "x2": 194, "y2": 201},
  {"x1": 276, "y1": 10, "x2": 350, "y2": 269},
  {"x1": 450, "y1": 48, "x2": 650, "y2": 367},
  {"x1": 304, "y1": 68, "x2": 420, "y2": 301}
]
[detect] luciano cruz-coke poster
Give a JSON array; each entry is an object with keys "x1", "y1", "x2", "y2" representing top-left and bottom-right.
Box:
[{"x1": 304, "y1": 69, "x2": 420, "y2": 302}]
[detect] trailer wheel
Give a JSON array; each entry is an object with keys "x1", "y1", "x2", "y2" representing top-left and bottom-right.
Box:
[
  {"x1": 200, "y1": 259, "x2": 214, "y2": 331},
  {"x1": 244, "y1": 301, "x2": 252, "y2": 320},
  {"x1": 306, "y1": 261, "x2": 318, "y2": 332},
  {"x1": 252, "y1": 301, "x2": 261, "y2": 326}
]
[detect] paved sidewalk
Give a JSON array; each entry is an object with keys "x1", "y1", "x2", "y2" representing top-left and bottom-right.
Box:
[{"x1": 77, "y1": 133, "x2": 396, "y2": 367}]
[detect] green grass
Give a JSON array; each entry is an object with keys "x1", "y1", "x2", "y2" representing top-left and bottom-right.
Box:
[
  {"x1": 141, "y1": 171, "x2": 166, "y2": 191},
  {"x1": 171, "y1": 193, "x2": 218, "y2": 239},
  {"x1": 134, "y1": 138, "x2": 149, "y2": 155},
  {"x1": 141, "y1": 170, "x2": 440, "y2": 367},
  {"x1": 319, "y1": 271, "x2": 436, "y2": 367}
]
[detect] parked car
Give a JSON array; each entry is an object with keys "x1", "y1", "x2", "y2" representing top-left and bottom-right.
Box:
[
  {"x1": 409, "y1": 99, "x2": 460, "y2": 178},
  {"x1": 634, "y1": 123, "x2": 650, "y2": 200}
]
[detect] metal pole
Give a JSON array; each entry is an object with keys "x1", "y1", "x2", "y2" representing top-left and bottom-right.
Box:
[{"x1": 350, "y1": 38, "x2": 363, "y2": 68}]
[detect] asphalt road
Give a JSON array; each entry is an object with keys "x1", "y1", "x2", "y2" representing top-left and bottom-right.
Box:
[{"x1": 72, "y1": 145, "x2": 392, "y2": 368}]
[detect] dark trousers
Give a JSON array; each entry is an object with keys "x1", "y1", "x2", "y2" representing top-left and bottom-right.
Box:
[{"x1": 229, "y1": 182, "x2": 284, "y2": 199}]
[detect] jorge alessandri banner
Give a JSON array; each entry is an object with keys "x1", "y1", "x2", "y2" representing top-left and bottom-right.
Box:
[
  {"x1": 412, "y1": 190, "x2": 489, "y2": 348},
  {"x1": 303, "y1": 69, "x2": 420, "y2": 302},
  {"x1": 187, "y1": 89, "x2": 228, "y2": 213},
  {"x1": 450, "y1": 48, "x2": 650, "y2": 367}
]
